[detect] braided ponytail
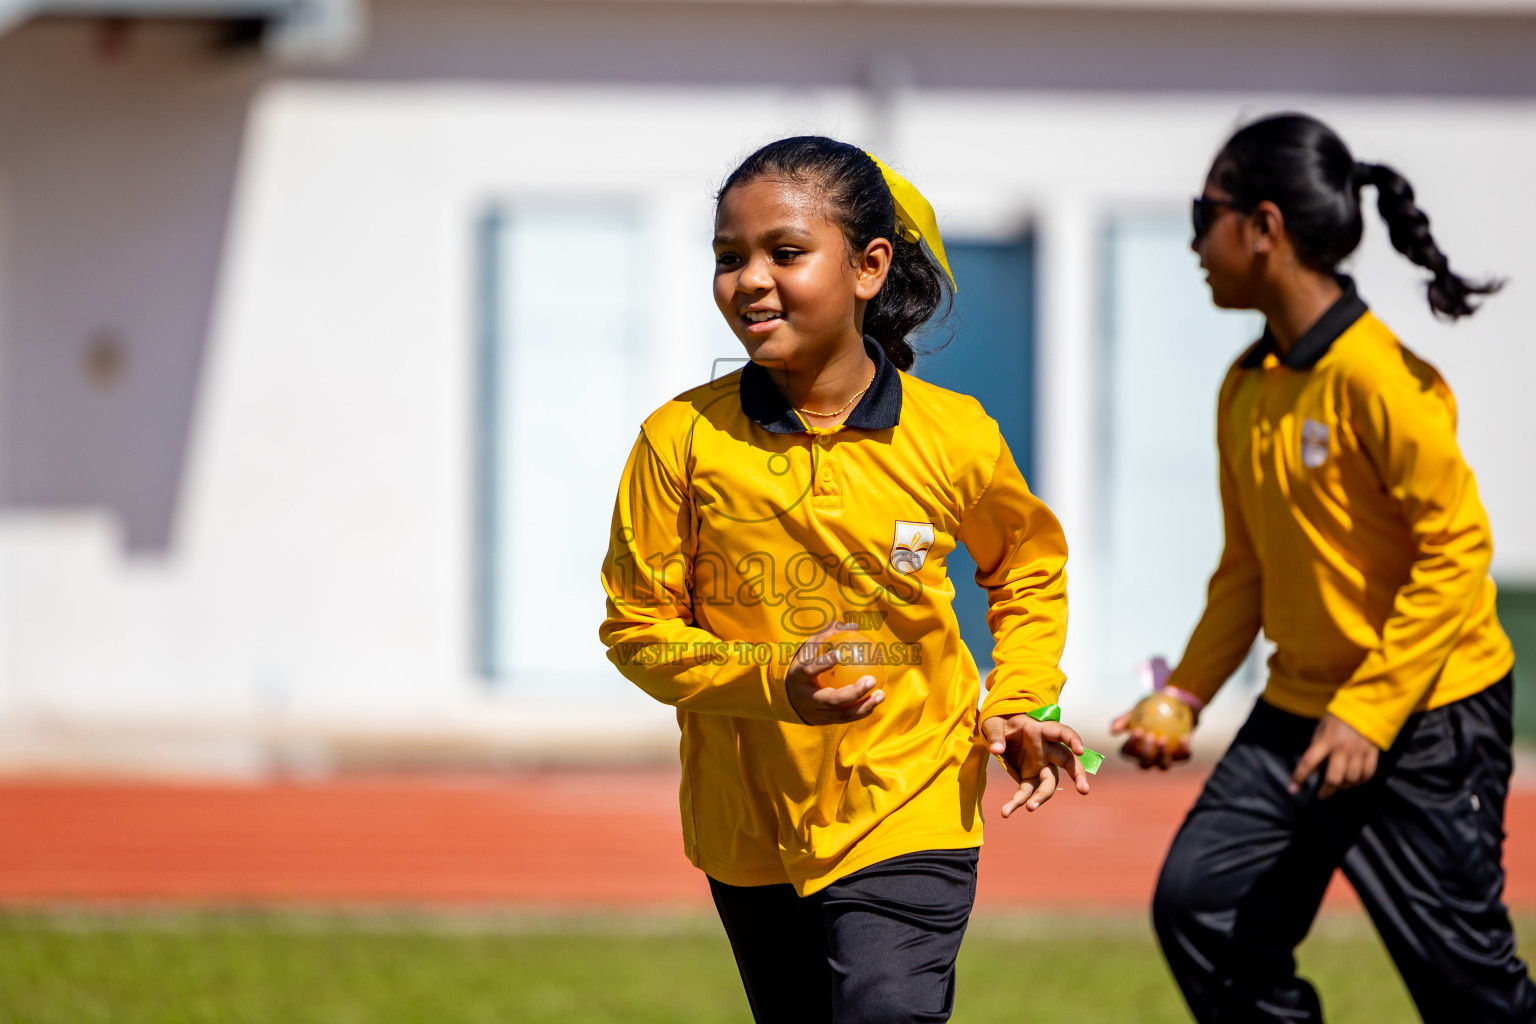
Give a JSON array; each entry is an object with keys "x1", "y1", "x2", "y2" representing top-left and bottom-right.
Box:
[
  {"x1": 1353, "y1": 161, "x2": 1502, "y2": 320},
  {"x1": 1210, "y1": 114, "x2": 1502, "y2": 321}
]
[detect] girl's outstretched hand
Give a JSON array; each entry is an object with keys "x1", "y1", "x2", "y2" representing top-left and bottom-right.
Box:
[
  {"x1": 981, "y1": 714, "x2": 1092, "y2": 817},
  {"x1": 1109, "y1": 713, "x2": 1194, "y2": 770},
  {"x1": 785, "y1": 621, "x2": 885, "y2": 726}
]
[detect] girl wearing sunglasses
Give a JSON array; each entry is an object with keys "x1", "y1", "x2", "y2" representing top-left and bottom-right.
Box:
[{"x1": 1113, "y1": 112, "x2": 1534, "y2": 1022}]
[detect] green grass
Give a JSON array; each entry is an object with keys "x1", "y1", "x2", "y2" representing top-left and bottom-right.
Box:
[
  {"x1": 958, "y1": 913, "x2": 1422, "y2": 1023},
  {"x1": 1496, "y1": 585, "x2": 1536, "y2": 740},
  {"x1": 0, "y1": 909, "x2": 1512, "y2": 1023}
]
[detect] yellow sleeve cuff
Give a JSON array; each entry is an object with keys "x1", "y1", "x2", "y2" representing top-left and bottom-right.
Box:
[
  {"x1": 1323, "y1": 694, "x2": 1400, "y2": 751},
  {"x1": 978, "y1": 694, "x2": 1050, "y2": 723},
  {"x1": 765, "y1": 658, "x2": 807, "y2": 725}
]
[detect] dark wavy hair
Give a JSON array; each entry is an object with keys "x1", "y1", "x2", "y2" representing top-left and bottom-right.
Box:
[
  {"x1": 1210, "y1": 113, "x2": 1501, "y2": 319},
  {"x1": 717, "y1": 136, "x2": 951, "y2": 369}
]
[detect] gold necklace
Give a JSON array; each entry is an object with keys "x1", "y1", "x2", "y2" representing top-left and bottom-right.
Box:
[{"x1": 794, "y1": 376, "x2": 875, "y2": 419}]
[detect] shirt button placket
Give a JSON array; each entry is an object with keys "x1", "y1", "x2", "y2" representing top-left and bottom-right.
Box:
[{"x1": 812, "y1": 436, "x2": 841, "y2": 508}]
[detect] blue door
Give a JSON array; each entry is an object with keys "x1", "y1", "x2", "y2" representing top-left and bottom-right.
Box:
[{"x1": 910, "y1": 239, "x2": 1036, "y2": 674}]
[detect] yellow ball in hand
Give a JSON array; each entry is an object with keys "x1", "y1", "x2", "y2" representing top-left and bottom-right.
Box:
[
  {"x1": 1129, "y1": 691, "x2": 1194, "y2": 743},
  {"x1": 816, "y1": 630, "x2": 889, "y2": 691}
]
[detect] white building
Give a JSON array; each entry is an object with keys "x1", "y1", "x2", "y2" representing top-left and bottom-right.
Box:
[{"x1": 1, "y1": 0, "x2": 1533, "y2": 774}]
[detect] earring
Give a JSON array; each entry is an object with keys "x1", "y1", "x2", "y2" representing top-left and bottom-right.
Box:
[{"x1": 1253, "y1": 242, "x2": 1263, "y2": 253}]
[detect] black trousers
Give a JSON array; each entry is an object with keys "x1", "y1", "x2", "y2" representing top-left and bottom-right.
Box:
[
  {"x1": 1154, "y1": 675, "x2": 1536, "y2": 1023},
  {"x1": 708, "y1": 848, "x2": 978, "y2": 1024}
]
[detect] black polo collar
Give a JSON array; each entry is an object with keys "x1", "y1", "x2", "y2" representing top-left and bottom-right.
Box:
[
  {"x1": 739, "y1": 337, "x2": 903, "y2": 434},
  {"x1": 1239, "y1": 276, "x2": 1369, "y2": 371}
]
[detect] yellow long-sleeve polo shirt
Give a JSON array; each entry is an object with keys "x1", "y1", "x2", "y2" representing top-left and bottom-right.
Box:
[
  {"x1": 1168, "y1": 279, "x2": 1513, "y2": 750},
  {"x1": 599, "y1": 338, "x2": 1069, "y2": 895}
]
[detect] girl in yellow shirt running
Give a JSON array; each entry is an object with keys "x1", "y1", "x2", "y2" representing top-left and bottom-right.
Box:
[
  {"x1": 600, "y1": 136, "x2": 1093, "y2": 1023},
  {"x1": 1116, "y1": 112, "x2": 1534, "y2": 1023}
]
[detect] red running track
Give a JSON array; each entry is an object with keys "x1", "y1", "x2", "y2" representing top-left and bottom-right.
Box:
[{"x1": 1, "y1": 765, "x2": 1533, "y2": 909}]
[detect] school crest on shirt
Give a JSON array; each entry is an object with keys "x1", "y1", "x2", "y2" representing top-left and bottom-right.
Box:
[
  {"x1": 1301, "y1": 418, "x2": 1330, "y2": 468},
  {"x1": 889, "y1": 521, "x2": 935, "y2": 574}
]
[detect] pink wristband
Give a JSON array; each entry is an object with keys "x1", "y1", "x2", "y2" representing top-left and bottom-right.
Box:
[{"x1": 1161, "y1": 685, "x2": 1206, "y2": 714}]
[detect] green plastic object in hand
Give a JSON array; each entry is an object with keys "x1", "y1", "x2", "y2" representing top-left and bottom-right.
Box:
[{"x1": 1024, "y1": 703, "x2": 1104, "y2": 775}]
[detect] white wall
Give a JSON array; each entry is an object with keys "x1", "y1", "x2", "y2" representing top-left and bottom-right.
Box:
[
  {"x1": 0, "y1": 21, "x2": 264, "y2": 551},
  {"x1": 0, "y1": 2, "x2": 1533, "y2": 772}
]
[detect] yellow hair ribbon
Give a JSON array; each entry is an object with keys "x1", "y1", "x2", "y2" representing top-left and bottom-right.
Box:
[{"x1": 866, "y1": 152, "x2": 956, "y2": 293}]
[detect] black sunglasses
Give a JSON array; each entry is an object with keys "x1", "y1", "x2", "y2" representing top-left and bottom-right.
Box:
[{"x1": 1191, "y1": 196, "x2": 1254, "y2": 239}]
